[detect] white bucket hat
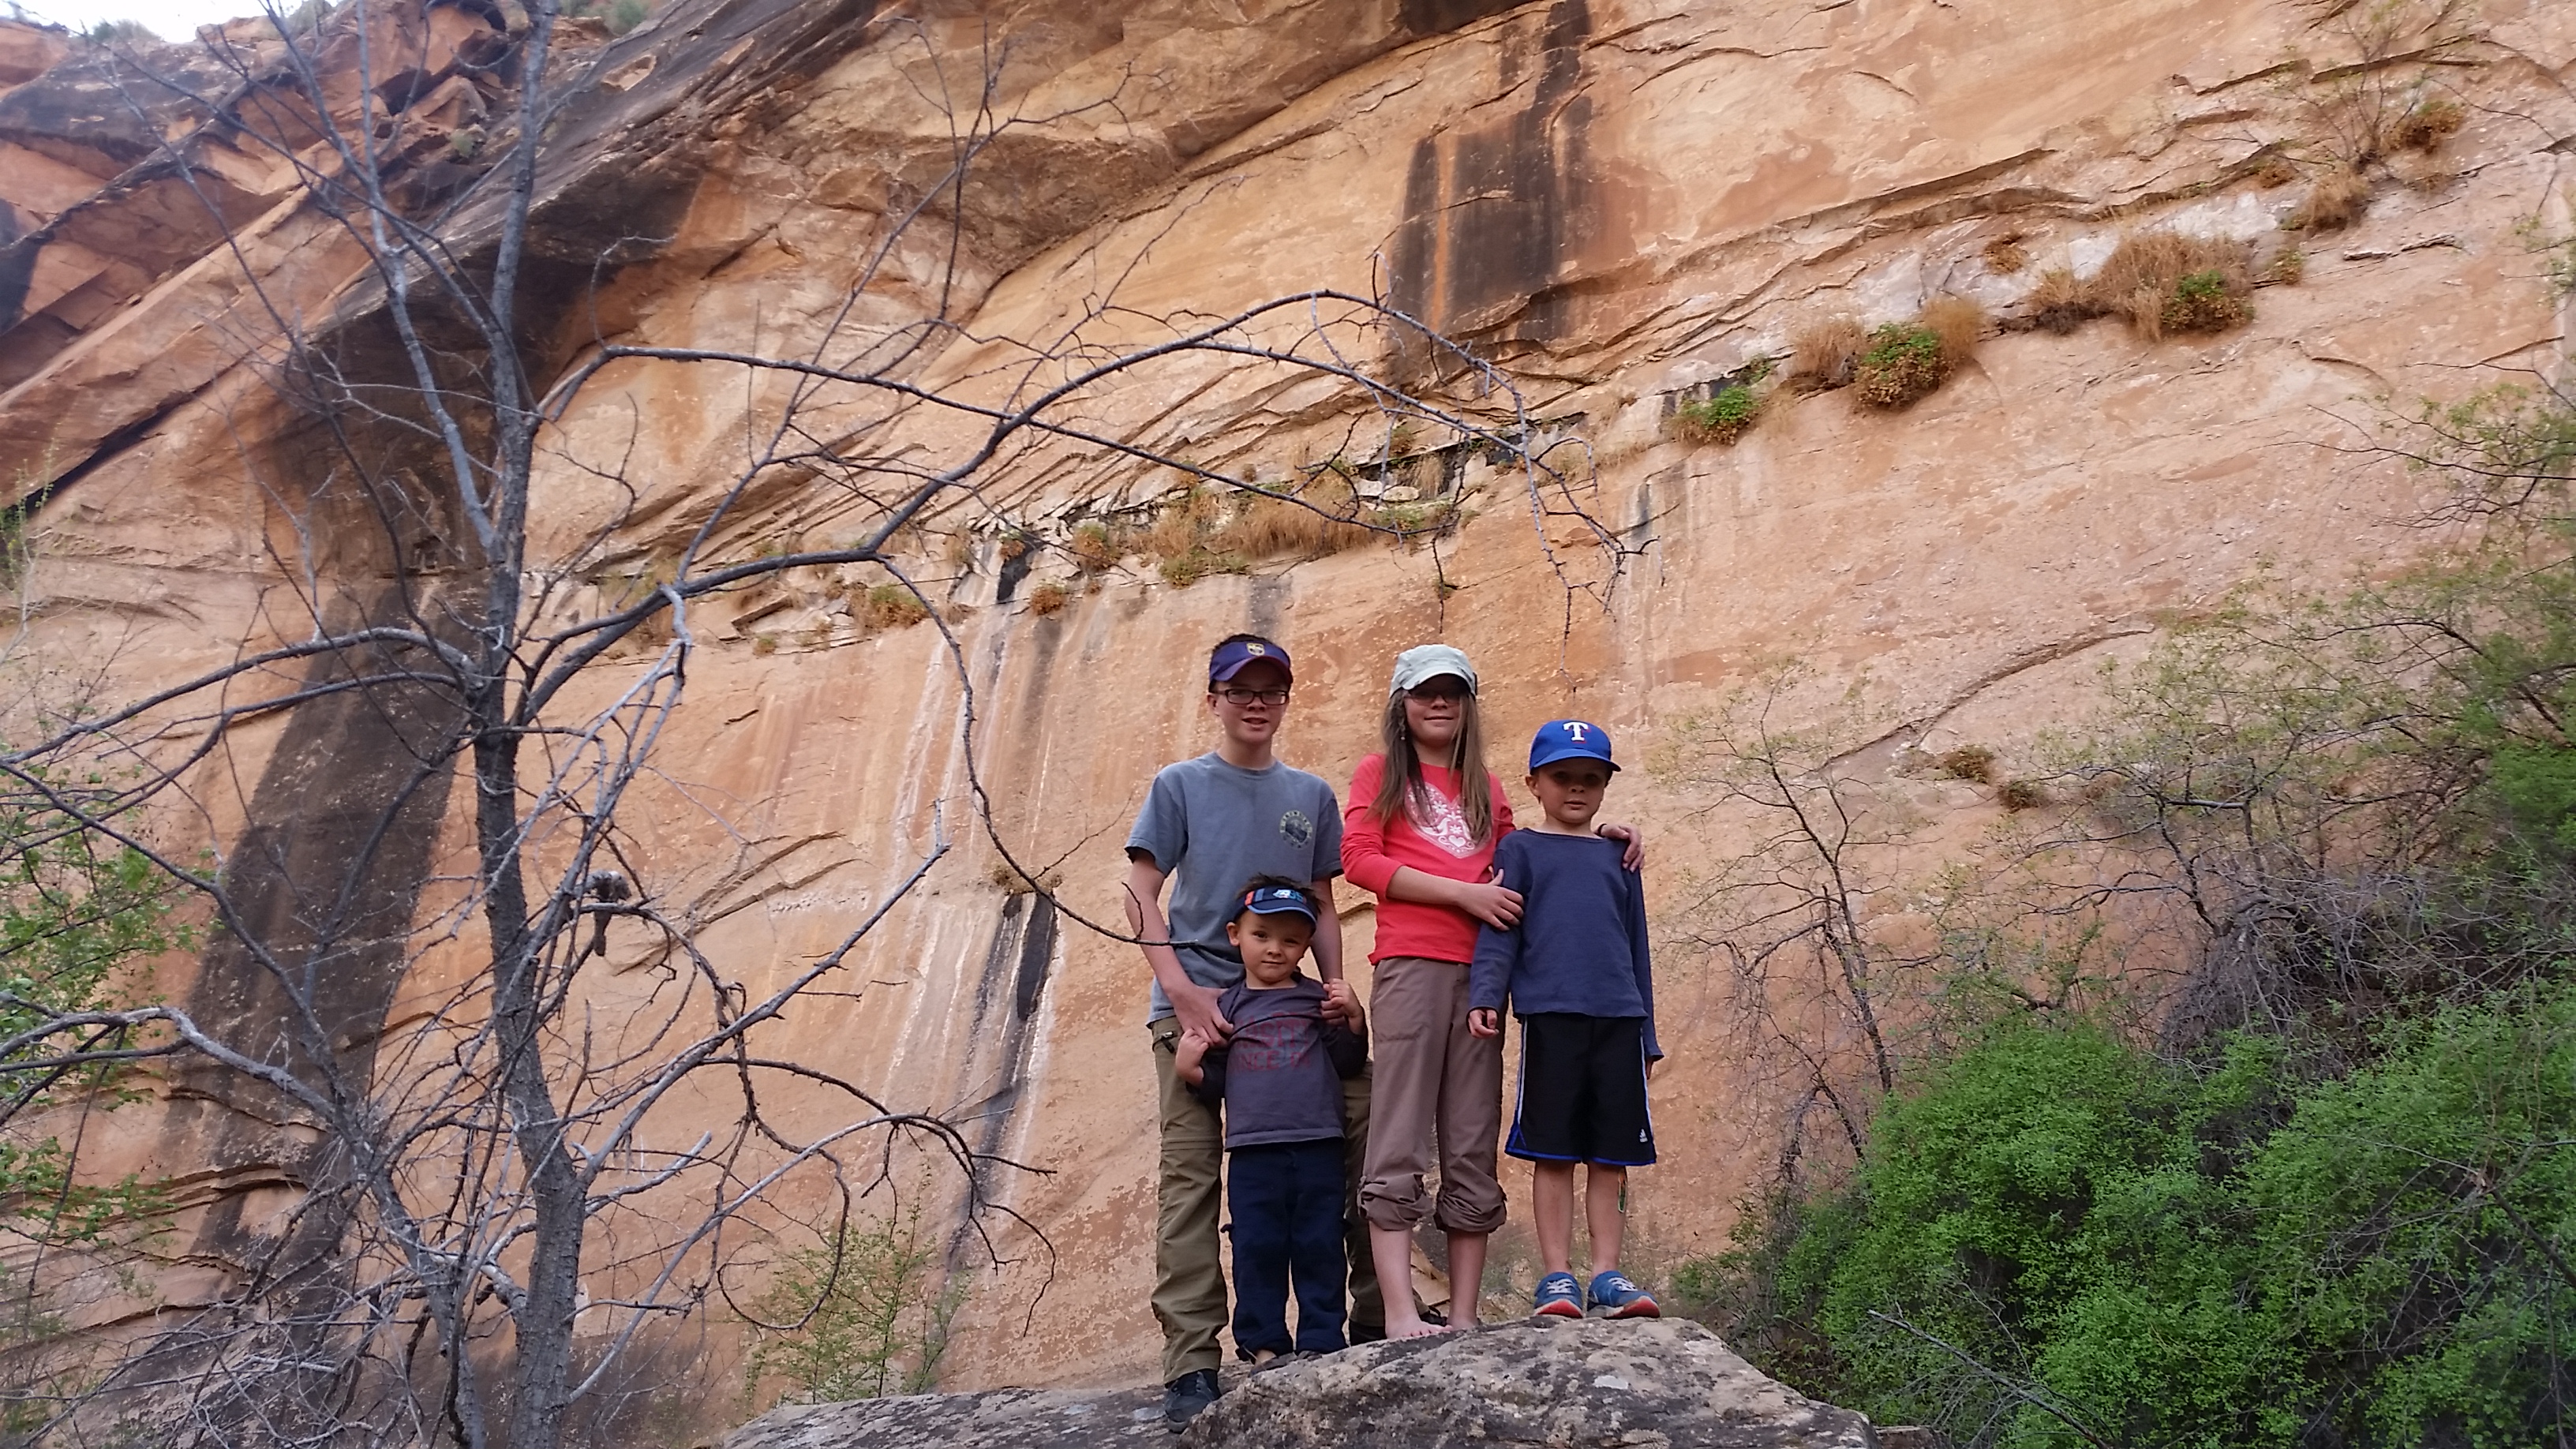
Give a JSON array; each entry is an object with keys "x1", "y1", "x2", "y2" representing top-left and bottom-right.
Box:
[{"x1": 1389, "y1": 643, "x2": 1477, "y2": 696}]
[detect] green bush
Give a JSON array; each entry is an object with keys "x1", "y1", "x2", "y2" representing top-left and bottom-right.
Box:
[
  {"x1": 1695, "y1": 988, "x2": 2576, "y2": 1449},
  {"x1": 1853, "y1": 324, "x2": 1949, "y2": 409},
  {"x1": 1674, "y1": 385, "x2": 1762, "y2": 445},
  {"x1": 2162, "y1": 269, "x2": 2252, "y2": 335},
  {"x1": 741, "y1": 1202, "x2": 967, "y2": 1409}
]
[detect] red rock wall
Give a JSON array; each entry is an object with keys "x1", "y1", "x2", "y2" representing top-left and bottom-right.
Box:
[{"x1": 1, "y1": 0, "x2": 2570, "y2": 1408}]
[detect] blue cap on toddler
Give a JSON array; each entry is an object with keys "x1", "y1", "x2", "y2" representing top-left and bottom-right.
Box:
[
  {"x1": 1529, "y1": 719, "x2": 1619, "y2": 772},
  {"x1": 1239, "y1": 883, "x2": 1319, "y2": 923}
]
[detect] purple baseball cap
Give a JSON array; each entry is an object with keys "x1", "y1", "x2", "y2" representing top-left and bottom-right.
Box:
[{"x1": 1209, "y1": 636, "x2": 1292, "y2": 684}]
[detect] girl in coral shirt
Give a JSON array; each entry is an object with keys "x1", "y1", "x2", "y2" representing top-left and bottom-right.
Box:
[{"x1": 1343, "y1": 645, "x2": 1511, "y2": 1338}]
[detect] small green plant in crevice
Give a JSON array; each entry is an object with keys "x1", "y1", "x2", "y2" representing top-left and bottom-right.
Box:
[
  {"x1": 1674, "y1": 385, "x2": 1762, "y2": 446},
  {"x1": 2264, "y1": 246, "x2": 2307, "y2": 286},
  {"x1": 2518, "y1": 208, "x2": 2576, "y2": 299},
  {"x1": 1852, "y1": 323, "x2": 1948, "y2": 410},
  {"x1": 1365, "y1": 498, "x2": 1457, "y2": 550},
  {"x1": 740, "y1": 1201, "x2": 968, "y2": 1410},
  {"x1": 2162, "y1": 268, "x2": 2253, "y2": 335},
  {"x1": 1155, "y1": 546, "x2": 1247, "y2": 589}
]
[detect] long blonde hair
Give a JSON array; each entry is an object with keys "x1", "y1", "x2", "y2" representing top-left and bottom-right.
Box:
[{"x1": 1369, "y1": 688, "x2": 1496, "y2": 844}]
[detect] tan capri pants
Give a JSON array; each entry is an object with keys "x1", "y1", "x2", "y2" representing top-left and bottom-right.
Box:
[{"x1": 1357, "y1": 956, "x2": 1505, "y2": 1235}]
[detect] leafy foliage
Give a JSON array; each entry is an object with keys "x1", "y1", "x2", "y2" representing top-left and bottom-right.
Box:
[
  {"x1": 1674, "y1": 385, "x2": 1762, "y2": 444},
  {"x1": 2161, "y1": 269, "x2": 2252, "y2": 335},
  {"x1": 1854, "y1": 324, "x2": 1949, "y2": 409},
  {"x1": 740, "y1": 1201, "x2": 966, "y2": 1409},
  {"x1": 0, "y1": 780, "x2": 185, "y2": 1227},
  {"x1": 1679, "y1": 372, "x2": 2576, "y2": 1448},
  {"x1": 1704, "y1": 987, "x2": 2574, "y2": 1449}
]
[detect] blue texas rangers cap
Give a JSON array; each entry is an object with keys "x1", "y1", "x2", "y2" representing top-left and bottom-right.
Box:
[
  {"x1": 1238, "y1": 882, "x2": 1319, "y2": 923},
  {"x1": 1529, "y1": 719, "x2": 1619, "y2": 772},
  {"x1": 1209, "y1": 635, "x2": 1293, "y2": 684}
]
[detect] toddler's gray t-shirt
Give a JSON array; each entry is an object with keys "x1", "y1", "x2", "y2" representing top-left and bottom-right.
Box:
[{"x1": 1125, "y1": 752, "x2": 1342, "y2": 1022}]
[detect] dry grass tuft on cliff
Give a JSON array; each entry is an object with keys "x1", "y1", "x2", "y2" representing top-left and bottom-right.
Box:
[
  {"x1": 2287, "y1": 168, "x2": 2372, "y2": 232},
  {"x1": 2087, "y1": 231, "x2": 2256, "y2": 340},
  {"x1": 1024, "y1": 580, "x2": 1071, "y2": 617},
  {"x1": 1982, "y1": 234, "x2": 2031, "y2": 275},
  {"x1": 857, "y1": 582, "x2": 930, "y2": 630},
  {"x1": 1144, "y1": 485, "x2": 1223, "y2": 562},
  {"x1": 1919, "y1": 296, "x2": 1986, "y2": 365},
  {"x1": 1789, "y1": 316, "x2": 1866, "y2": 390},
  {"x1": 2030, "y1": 267, "x2": 2092, "y2": 334},
  {"x1": 2392, "y1": 95, "x2": 2466, "y2": 150},
  {"x1": 1938, "y1": 744, "x2": 1999, "y2": 785},
  {"x1": 1067, "y1": 520, "x2": 1124, "y2": 571},
  {"x1": 1215, "y1": 474, "x2": 1373, "y2": 559}
]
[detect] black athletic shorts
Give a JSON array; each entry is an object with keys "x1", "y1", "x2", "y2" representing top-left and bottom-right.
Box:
[{"x1": 1504, "y1": 1013, "x2": 1656, "y2": 1166}]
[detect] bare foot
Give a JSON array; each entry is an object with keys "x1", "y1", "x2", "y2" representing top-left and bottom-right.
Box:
[
  {"x1": 1252, "y1": 1348, "x2": 1279, "y2": 1365},
  {"x1": 1383, "y1": 1317, "x2": 1456, "y2": 1340}
]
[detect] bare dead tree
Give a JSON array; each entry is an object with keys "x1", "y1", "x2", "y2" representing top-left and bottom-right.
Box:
[
  {"x1": 1664, "y1": 667, "x2": 1944, "y2": 1171},
  {"x1": 0, "y1": 5, "x2": 1621, "y2": 1447}
]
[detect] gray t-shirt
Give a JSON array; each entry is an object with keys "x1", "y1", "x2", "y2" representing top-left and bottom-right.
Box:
[{"x1": 1125, "y1": 752, "x2": 1343, "y2": 1022}]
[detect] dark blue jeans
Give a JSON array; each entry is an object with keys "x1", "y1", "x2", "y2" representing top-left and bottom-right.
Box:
[{"x1": 1227, "y1": 1138, "x2": 1347, "y2": 1357}]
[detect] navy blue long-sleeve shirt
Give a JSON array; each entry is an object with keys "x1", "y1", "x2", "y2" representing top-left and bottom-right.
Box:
[{"x1": 1468, "y1": 831, "x2": 1660, "y2": 1059}]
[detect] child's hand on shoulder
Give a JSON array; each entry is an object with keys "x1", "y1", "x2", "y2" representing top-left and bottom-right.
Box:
[
  {"x1": 1324, "y1": 979, "x2": 1365, "y2": 1033},
  {"x1": 1468, "y1": 1008, "x2": 1500, "y2": 1039},
  {"x1": 1453, "y1": 875, "x2": 1523, "y2": 929}
]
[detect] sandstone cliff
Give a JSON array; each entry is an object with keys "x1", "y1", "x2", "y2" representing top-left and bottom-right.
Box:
[{"x1": 1, "y1": 0, "x2": 2571, "y2": 1428}]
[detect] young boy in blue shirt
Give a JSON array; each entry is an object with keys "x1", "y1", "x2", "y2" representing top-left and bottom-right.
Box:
[
  {"x1": 1468, "y1": 720, "x2": 1662, "y2": 1320},
  {"x1": 1174, "y1": 879, "x2": 1370, "y2": 1363}
]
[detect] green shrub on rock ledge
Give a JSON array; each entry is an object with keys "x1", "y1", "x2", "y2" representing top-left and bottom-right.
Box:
[{"x1": 1854, "y1": 324, "x2": 1949, "y2": 410}]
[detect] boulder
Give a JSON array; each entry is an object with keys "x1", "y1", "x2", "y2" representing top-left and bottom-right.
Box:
[
  {"x1": 1183, "y1": 1320, "x2": 1876, "y2": 1449},
  {"x1": 723, "y1": 1320, "x2": 1882, "y2": 1449},
  {"x1": 723, "y1": 1383, "x2": 1170, "y2": 1449}
]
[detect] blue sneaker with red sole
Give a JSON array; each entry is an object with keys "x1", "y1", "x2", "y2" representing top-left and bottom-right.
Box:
[
  {"x1": 1532, "y1": 1271, "x2": 1584, "y2": 1319},
  {"x1": 1587, "y1": 1270, "x2": 1660, "y2": 1319}
]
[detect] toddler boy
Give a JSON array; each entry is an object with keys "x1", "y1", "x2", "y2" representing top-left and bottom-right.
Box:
[
  {"x1": 1468, "y1": 721, "x2": 1662, "y2": 1320},
  {"x1": 1174, "y1": 878, "x2": 1370, "y2": 1362}
]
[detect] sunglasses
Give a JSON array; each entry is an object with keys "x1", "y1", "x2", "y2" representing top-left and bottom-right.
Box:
[{"x1": 1404, "y1": 681, "x2": 1471, "y2": 702}]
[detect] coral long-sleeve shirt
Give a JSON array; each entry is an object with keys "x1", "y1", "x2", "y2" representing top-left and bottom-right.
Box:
[{"x1": 1341, "y1": 754, "x2": 1516, "y2": 964}]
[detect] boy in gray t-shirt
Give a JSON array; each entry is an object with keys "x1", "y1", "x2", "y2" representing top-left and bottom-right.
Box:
[{"x1": 1122, "y1": 634, "x2": 1380, "y2": 1425}]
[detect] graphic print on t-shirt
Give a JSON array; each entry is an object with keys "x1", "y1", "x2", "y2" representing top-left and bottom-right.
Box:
[
  {"x1": 1279, "y1": 809, "x2": 1313, "y2": 846},
  {"x1": 1410, "y1": 786, "x2": 1477, "y2": 859},
  {"x1": 1229, "y1": 1014, "x2": 1316, "y2": 1073}
]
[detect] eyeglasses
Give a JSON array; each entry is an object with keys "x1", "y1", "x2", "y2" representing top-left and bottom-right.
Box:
[
  {"x1": 1216, "y1": 686, "x2": 1290, "y2": 706},
  {"x1": 1405, "y1": 682, "x2": 1470, "y2": 702}
]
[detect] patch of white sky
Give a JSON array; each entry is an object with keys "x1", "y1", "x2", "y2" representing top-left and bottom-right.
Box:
[{"x1": 8, "y1": 0, "x2": 264, "y2": 41}]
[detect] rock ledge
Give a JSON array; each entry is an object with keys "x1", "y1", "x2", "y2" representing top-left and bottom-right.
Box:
[{"x1": 726, "y1": 1320, "x2": 1881, "y2": 1449}]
